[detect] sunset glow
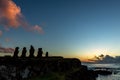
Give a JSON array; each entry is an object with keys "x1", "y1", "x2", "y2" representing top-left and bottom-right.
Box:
[{"x1": 0, "y1": 0, "x2": 120, "y2": 62}]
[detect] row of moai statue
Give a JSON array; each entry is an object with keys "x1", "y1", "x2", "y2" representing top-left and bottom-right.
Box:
[{"x1": 13, "y1": 45, "x2": 48, "y2": 58}]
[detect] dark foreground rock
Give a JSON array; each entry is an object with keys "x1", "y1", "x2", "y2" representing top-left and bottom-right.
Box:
[
  {"x1": 0, "y1": 46, "x2": 98, "y2": 80},
  {"x1": 0, "y1": 57, "x2": 98, "y2": 80},
  {"x1": 65, "y1": 65, "x2": 98, "y2": 80},
  {"x1": 94, "y1": 70, "x2": 112, "y2": 75}
]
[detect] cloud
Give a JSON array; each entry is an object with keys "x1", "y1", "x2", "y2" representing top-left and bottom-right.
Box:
[
  {"x1": 0, "y1": 0, "x2": 43, "y2": 34},
  {"x1": 31, "y1": 25, "x2": 44, "y2": 34},
  {"x1": 5, "y1": 38, "x2": 11, "y2": 42},
  {"x1": 95, "y1": 56, "x2": 100, "y2": 60},
  {"x1": 99, "y1": 54, "x2": 104, "y2": 58},
  {"x1": 0, "y1": 46, "x2": 14, "y2": 53},
  {"x1": 89, "y1": 54, "x2": 120, "y2": 63},
  {"x1": 94, "y1": 54, "x2": 104, "y2": 61},
  {"x1": 0, "y1": 0, "x2": 24, "y2": 28},
  {"x1": 0, "y1": 30, "x2": 2, "y2": 36}
]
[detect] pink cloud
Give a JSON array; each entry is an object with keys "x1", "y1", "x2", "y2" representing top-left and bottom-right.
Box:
[
  {"x1": 0, "y1": 30, "x2": 2, "y2": 36},
  {"x1": 5, "y1": 38, "x2": 11, "y2": 42},
  {"x1": 31, "y1": 25, "x2": 44, "y2": 34},
  {"x1": 0, "y1": 0, "x2": 43, "y2": 34},
  {"x1": 0, "y1": 46, "x2": 14, "y2": 53},
  {"x1": 0, "y1": 0, "x2": 23, "y2": 28}
]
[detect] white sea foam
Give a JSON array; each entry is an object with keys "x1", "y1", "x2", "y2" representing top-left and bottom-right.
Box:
[{"x1": 82, "y1": 63, "x2": 120, "y2": 80}]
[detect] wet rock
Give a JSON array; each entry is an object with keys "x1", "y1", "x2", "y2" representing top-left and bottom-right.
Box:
[
  {"x1": 95, "y1": 70, "x2": 112, "y2": 75},
  {"x1": 65, "y1": 65, "x2": 97, "y2": 80}
]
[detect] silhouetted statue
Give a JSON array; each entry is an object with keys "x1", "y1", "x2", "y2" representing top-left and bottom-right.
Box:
[
  {"x1": 29, "y1": 45, "x2": 35, "y2": 58},
  {"x1": 37, "y1": 48, "x2": 43, "y2": 58},
  {"x1": 21, "y1": 47, "x2": 27, "y2": 58},
  {"x1": 13, "y1": 47, "x2": 19, "y2": 58},
  {"x1": 45, "y1": 52, "x2": 48, "y2": 57}
]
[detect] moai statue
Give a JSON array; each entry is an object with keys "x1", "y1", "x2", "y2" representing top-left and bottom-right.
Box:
[
  {"x1": 37, "y1": 48, "x2": 43, "y2": 58},
  {"x1": 13, "y1": 47, "x2": 19, "y2": 58},
  {"x1": 21, "y1": 47, "x2": 27, "y2": 58},
  {"x1": 45, "y1": 52, "x2": 48, "y2": 58},
  {"x1": 29, "y1": 45, "x2": 35, "y2": 58}
]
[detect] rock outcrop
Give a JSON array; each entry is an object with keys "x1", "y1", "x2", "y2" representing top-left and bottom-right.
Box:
[{"x1": 0, "y1": 46, "x2": 98, "y2": 80}]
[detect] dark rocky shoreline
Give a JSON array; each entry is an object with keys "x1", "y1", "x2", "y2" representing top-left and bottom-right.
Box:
[
  {"x1": 0, "y1": 46, "x2": 112, "y2": 80},
  {"x1": 0, "y1": 56, "x2": 99, "y2": 80}
]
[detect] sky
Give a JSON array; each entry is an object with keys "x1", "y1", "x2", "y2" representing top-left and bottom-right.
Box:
[{"x1": 1, "y1": 0, "x2": 120, "y2": 61}]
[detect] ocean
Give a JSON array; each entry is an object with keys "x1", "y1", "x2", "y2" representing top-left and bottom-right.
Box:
[{"x1": 82, "y1": 63, "x2": 120, "y2": 80}]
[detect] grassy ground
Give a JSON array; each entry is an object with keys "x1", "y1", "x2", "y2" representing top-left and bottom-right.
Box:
[
  {"x1": 30, "y1": 68, "x2": 80, "y2": 80},
  {"x1": 30, "y1": 72, "x2": 65, "y2": 80}
]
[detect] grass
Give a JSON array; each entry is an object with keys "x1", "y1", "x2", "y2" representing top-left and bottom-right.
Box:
[
  {"x1": 30, "y1": 68, "x2": 80, "y2": 80},
  {"x1": 30, "y1": 72, "x2": 65, "y2": 80}
]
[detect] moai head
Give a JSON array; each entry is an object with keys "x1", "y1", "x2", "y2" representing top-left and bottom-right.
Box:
[
  {"x1": 38, "y1": 48, "x2": 42, "y2": 51},
  {"x1": 29, "y1": 45, "x2": 35, "y2": 58},
  {"x1": 13, "y1": 47, "x2": 19, "y2": 57},
  {"x1": 23, "y1": 47, "x2": 26, "y2": 50},
  {"x1": 21, "y1": 47, "x2": 27, "y2": 58},
  {"x1": 46, "y1": 52, "x2": 48, "y2": 57},
  {"x1": 30, "y1": 45, "x2": 34, "y2": 49},
  {"x1": 15, "y1": 47, "x2": 19, "y2": 51}
]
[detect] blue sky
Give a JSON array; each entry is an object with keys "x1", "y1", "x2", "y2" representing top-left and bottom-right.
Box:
[{"x1": 1, "y1": 0, "x2": 120, "y2": 60}]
